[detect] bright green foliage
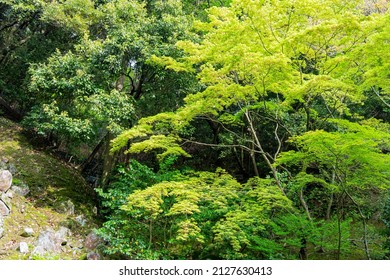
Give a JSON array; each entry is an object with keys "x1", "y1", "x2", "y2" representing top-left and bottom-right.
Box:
[
  {"x1": 355, "y1": 12, "x2": 390, "y2": 100},
  {"x1": 276, "y1": 119, "x2": 389, "y2": 258},
  {"x1": 115, "y1": 0, "x2": 383, "y2": 163},
  {"x1": 277, "y1": 119, "x2": 390, "y2": 191},
  {"x1": 41, "y1": 0, "x2": 100, "y2": 34},
  {"x1": 108, "y1": 0, "x2": 390, "y2": 260},
  {"x1": 128, "y1": 135, "x2": 190, "y2": 161},
  {"x1": 2, "y1": 0, "x2": 389, "y2": 260},
  {"x1": 383, "y1": 196, "x2": 390, "y2": 258},
  {"x1": 97, "y1": 161, "x2": 294, "y2": 259}
]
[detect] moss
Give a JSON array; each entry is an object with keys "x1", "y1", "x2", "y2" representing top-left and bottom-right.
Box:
[{"x1": 0, "y1": 117, "x2": 99, "y2": 260}]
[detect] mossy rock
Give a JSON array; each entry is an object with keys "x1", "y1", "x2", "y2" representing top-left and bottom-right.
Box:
[{"x1": 0, "y1": 117, "x2": 99, "y2": 259}]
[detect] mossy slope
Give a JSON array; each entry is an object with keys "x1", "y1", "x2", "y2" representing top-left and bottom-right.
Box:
[{"x1": 0, "y1": 117, "x2": 98, "y2": 259}]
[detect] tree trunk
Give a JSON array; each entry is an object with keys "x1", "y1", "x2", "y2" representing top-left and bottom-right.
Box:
[
  {"x1": 101, "y1": 132, "x2": 116, "y2": 186},
  {"x1": 80, "y1": 132, "x2": 109, "y2": 173},
  {"x1": 0, "y1": 95, "x2": 22, "y2": 121},
  {"x1": 299, "y1": 188, "x2": 312, "y2": 221},
  {"x1": 299, "y1": 238, "x2": 308, "y2": 260}
]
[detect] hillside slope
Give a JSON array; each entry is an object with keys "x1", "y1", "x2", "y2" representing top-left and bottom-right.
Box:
[{"x1": 0, "y1": 117, "x2": 99, "y2": 259}]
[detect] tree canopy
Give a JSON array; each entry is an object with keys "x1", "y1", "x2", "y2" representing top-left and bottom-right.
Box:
[{"x1": 0, "y1": 0, "x2": 389, "y2": 260}]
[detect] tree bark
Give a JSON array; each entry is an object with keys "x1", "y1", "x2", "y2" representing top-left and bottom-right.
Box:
[
  {"x1": 80, "y1": 132, "x2": 109, "y2": 173},
  {"x1": 0, "y1": 95, "x2": 22, "y2": 121},
  {"x1": 244, "y1": 110, "x2": 286, "y2": 195}
]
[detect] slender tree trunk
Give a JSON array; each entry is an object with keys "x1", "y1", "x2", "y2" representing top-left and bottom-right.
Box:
[
  {"x1": 80, "y1": 132, "x2": 108, "y2": 173},
  {"x1": 101, "y1": 132, "x2": 116, "y2": 185},
  {"x1": 336, "y1": 194, "x2": 345, "y2": 260},
  {"x1": 149, "y1": 219, "x2": 153, "y2": 250},
  {"x1": 233, "y1": 146, "x2": 247, "y2": 176},
  {"x1": 0, "y1": 95, "x2": 22, "y2": 121},
  {"x1": 326, "y1": 193, "x2": 333, "y2": 220},
  {"x1": 345, "y1": 190, "x2": 371, "y2": 260},
  {"x1": 244, "y1": 110, "x2": 285, "y2": 195},
  {"x1": 250, "y1": 142, "x2": 260, "y2": 177},
  {"x1": 299, "y1": 188, "x2": 312, "y2": 220},
  {"x1": 337, "y1": 211, "x2": 342, "y2": 260},
  {"x1": 206, "y1": 119, "x2": 220, "y2": 144},
  {"x1": 326, "y1": 170, "x2": 336, "y2": 220},
  {"x1": 299, "y1": 238, "x2": 308, "y2": 260}
]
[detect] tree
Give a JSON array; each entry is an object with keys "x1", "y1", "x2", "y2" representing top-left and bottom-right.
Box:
[
  {"x1": 0, "y1": 0, "x2": 83, "y2": 115},
  {"x1": 97, "y1": 160, "x2": 292, "y2": 259},
  {"x1": 114, "y1": 0, "x2": 378, "y2": 185},
  {"x1": 111, "y1": 0, "x2": 390, "y2": 259},
  {"x1": 276, "y1": 119, "x2": 390, "y2": 259},
  {"x1": 22, "y1": 0, "x2": 197, "y2": 165}
]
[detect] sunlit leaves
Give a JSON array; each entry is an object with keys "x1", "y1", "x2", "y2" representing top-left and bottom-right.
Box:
[{"x1": 277, "y1": 119, "x2": 390, "y2": 190}]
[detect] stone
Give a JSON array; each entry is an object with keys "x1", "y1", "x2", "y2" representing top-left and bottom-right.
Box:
[
  {"x1": 87, "y1": 251, "x2": 100, "y2": 260},
  {"x1": 21, "y1": 227, "x2": 34, "y2": 237},
  {"x1": 0, "y1": 162, "x2": 6, "y2": 170},
  {"x1": 8, "y1": 164, "x2": 17, "y2": 175},
  {"x1": 75, "y1": 215, "x2": 86, "y2": 226},
  {"x1": 19, "y1": 242, "x2": 29, "y2": 254},
  {"x1": 33, "y1": 229, "x2": 61, "y2": 255},
  {"x1": 0, "y1": 159, "x2": 8, "y2": 170},
  {"x1": 31, "y1": 246, "x2": 46, "y2": 257},
  {"x1": 69, "y1": 239, "x2": 83, "y2": 249},
  {"x1": 55, "y1": 226, "x2": 71, "y2": 246},
  {"x1": 0, "y1": 170, "x2": 12, "y2": 192},
  {"x1": 5, "y1": 189, "x2": 13, "y2": 199},
  {"x1": 31, "y1": 227, "x2": 73, "y2": 256},
  {"x1": 0, "y1": 199, "x2": 10, "y2": 216},
  {"x1": 0, "y1": 216, "x2": 4, "y2": 238},
  {"x1": 11, "y1": 183, "x2": 30, "y2": 196},
  {"x1": 84, "y1": 231, "x2": 102, "y2": 250},
  {"x1": 58, "y1": 200, "x2": 75, "y2": 215},
  {"x1": 1, "y1": 192, "x2": 11, "y2": 206}
]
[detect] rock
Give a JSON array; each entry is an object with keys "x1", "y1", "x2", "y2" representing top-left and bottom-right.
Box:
[
  {"x1": 0, "y1": 199, "x2": 10, "y2": 216},
  {"x1": 8, "y1": 164, "x2": 17, "y2": 175},
  {"x1": 0, "y1": 216, "x2": 4, "y2": 238},
  {"x1": 69, "y1": 239, "x2": 83, "y2": 249},
  {"x1": 31, "y1": 246, "x2": 46, "y2": 256},
  {"x1": 58, "y1": 200, "x2": 75, "y2": 215},
  {"x1": 0, "y1": 159, "x2": 8, "y2": 170},
  {"x1": 33, "y1": 229, "x2": 61, "y2": 255},
  {"x1": 20, "y1": 204, "x2": 26, "y2": 214},
  {"x1": 21, "y1": 227, "x2": 34, "y2": 237},
  {"x1": 19, "y1": 242, "x2": 29, "y2": 254},
  {"x1": 55, "y1": 226, "x2": 71, "y2": 246},
  {"x1": 5, "y1": 189, "x2": 13, "y2": 199},
  {"x1": 1, "y1": 192, "x2": 11, "y2": 205},
  {"x1": 11, "y1": 183, "x2": 30, "y2": 196},
  {"x1": 84, "y1": 231, "x2": 102, "y2": 250},
  {"x1": 0, "y1": 162, "x2": 6, "y2": 171},
  {"x1": 87, "y1": 251, "x2": 100, "y2": 260},
  {"x1": 31, "y1": 227, "x2": 73, "y2": 256},
  {"x1": 75, "y1": 215, "x2": 86, "y2": 226},
  {"x1": 0, "y1": 170, "x2": 12, "y2": 192}
]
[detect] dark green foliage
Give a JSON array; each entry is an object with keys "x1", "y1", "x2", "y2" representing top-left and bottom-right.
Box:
[
  {"x1": 383, "y1": 196, "x2": 390, "y2": 259},
  {"x1": 1, "y1": 0, "x2": 389, "y2": 260}
]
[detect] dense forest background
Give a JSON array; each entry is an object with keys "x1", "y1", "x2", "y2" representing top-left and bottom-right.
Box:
[{"x1": 0, "y1": 0, "x2": 389, "y2": 260}]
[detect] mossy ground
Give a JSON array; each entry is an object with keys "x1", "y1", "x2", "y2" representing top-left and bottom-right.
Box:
[{"x1": 0, "y1": 117, "x2": 99, "y2": 259}]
